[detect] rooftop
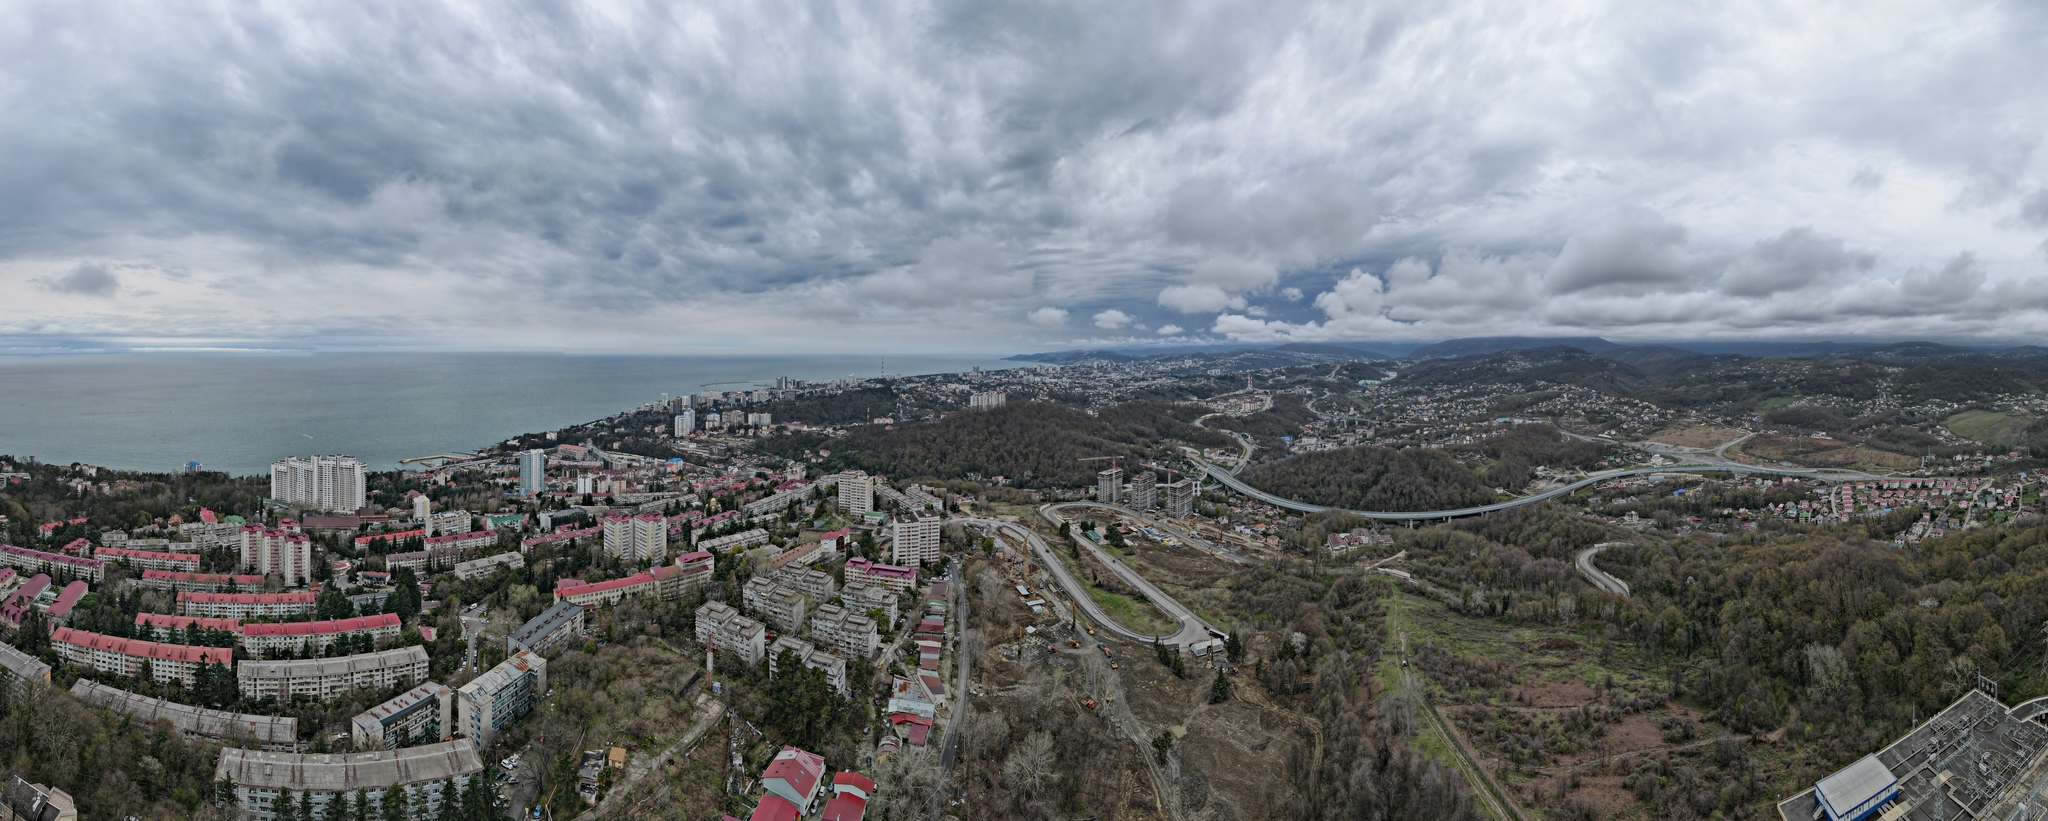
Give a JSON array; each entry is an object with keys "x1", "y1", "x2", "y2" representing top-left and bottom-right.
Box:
[
  {"x1": 239, "y1": 646, "x2": 428, "y2": 680},
  {"x1": 510, "y1": 600, "x2": 584, "y2": 646},
  {"x1": 72, "y1": 679, "x2": 296, "y2": 746},
  {"x1": 214, "y1": 739, "x2": 483, "y2": 792},
  {"x1": 242, "y1": 612, "x2": 400, "y2": 637}
]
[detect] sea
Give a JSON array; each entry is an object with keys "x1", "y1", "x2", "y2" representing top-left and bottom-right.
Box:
[{"x1": 0, "y1": 352, "x2": 1020, "y2": 476}]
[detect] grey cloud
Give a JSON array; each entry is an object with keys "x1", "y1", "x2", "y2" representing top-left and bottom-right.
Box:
[
  {"x1": 1545, "y1": 213, "x2": 1721, "y2": 295},
  {"x1": 39, "y1": 262, "x2": 119, "y2": 296},
  {"x1": 1717, "y1": 228, "x2": 1875, "y2": 297},
  {"x1": 2021, "y1": 190, "x2": 2048, "y2": 227}
]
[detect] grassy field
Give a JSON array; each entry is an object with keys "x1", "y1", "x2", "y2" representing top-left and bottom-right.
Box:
[
  {"x1": 1756, "y1": 396, "x2": 1800, "y2": 412},
  {"x1": 1944, "y1": 409, "x2": 2032, "y2": 446},
  {"x1": 1641, "y1": 424, "x2": 1749, "y2": 449}
]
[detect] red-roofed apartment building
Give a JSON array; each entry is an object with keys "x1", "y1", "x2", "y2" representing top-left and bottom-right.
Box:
[
  {"x1": 761, "y1": 746, "x2": 826, "y2": 814},
  {"x1": 240, "y1": 613, "x2": 402, "y2": 655},
  {"x1": 50, "y1": 626, "x2": 234, "y2": 686},
  {"x1": 138, "y1": 570, "x2": 267, "y2": 594},
  {"x1": 821, "y1": 771, "x2": 877, "y2": 821},
  {"x1": 178, "y1": 590, "x2": 318, "y2": 619}
]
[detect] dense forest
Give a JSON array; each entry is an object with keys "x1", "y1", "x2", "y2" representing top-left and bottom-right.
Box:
[
  {"x1": 1457, "y1": 424, "x2": 1617, "y2": 489},
  {"x1": 0, "y1": 459, "x2": 266, "y2": 547},
  {"x1": 759, "y1": 401, "x2": 1235, "y2": 487},
  {"x1": 1239, "y1": 445, "x2": 1496, "y2": 512},
  {"x1": 765, "y1": 386, "x2": 929, "y2": 426}
]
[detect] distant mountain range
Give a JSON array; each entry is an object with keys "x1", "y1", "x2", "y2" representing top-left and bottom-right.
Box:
[{"x1": 1006, "y1": 336, "x2": 2047, "y2": 369}]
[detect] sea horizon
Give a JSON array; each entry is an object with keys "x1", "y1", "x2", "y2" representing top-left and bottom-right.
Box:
[{"x1": 0, "y1": 351, "x2": 1021, "y2": 477}]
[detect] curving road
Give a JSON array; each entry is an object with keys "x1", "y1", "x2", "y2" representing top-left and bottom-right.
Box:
[
  {"x1": 959, "y1": 515, "x2": 1215, "y2": 650},
  {"x1": 1196, "y1": 455, "x2": 1878, "y2": 522},
  {"x1": 1574, "y1": 544, "x2": 1630, "y2": 597}
]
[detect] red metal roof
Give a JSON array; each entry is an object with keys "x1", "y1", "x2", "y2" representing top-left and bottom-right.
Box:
[
  {"x1": 747, "y1": 796, "x2": 801, "y2": 821},
  {"x1": 820, "y1": 794, "x2": 868, "y2": 821},
  {"x1": 143, "y1": 570, "x2": 266, "y2": 585},
  {"x1": 46, "y1": 581, "x2": 88, "y2": 618},
  {"x1": 830, "y1": 771, "x2": 876, "y2": 796},
  {"x1": 136, "y1": 613, "x2": 243, "y2": 633},
  {"x1": 761, "y1": 746, "x2": 825, "y2": 800},
  {"x1": 97, "y1": 546, "x2": 202, "y2": 563},
  {"x1": 177, "y1": 591, "x2": 317, "y2": 605},
  {"x1": 51, "y1": 626, "x2": 235, "y2": 665},
  {"x1": 241, "y1": 612, "x2": 400, "y2": 637}
]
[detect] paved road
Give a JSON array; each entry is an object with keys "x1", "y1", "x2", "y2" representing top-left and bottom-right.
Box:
[
  {"x1": 934, "y1": 562, "x2": 970, "y2": 821},
  {"x1": 1033, "y1": 507, "x2": 1216, "y2": 650},
  {"x1": 1574, "y1": 544, "x2": 1630, "y2": 596},
  {"x1": 1196, "y1": 456, "x2": 1880, "y2": 522},
  {"x1": 960, "y1": 517, "x2": 1211, "y2": 650}
]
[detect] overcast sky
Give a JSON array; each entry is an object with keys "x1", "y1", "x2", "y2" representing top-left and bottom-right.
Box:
[{"x1": 3, "y1": 1, "x2": 2046, "y2": 354}]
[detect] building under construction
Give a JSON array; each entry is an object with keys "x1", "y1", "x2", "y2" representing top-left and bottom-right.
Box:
[{"x1": 1778, "y1": 689, "x2": 2048, "y2": 821}]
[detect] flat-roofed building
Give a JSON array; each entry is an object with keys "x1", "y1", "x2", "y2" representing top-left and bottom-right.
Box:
[
  {"x1": 809, "y1": 604, "x2": 879, "y2": 660},
  {"x1": 743, "y1": 576, "x2": 811, "y2": 634},
  {"x1": 697, "y1": 528, "x2": 770, "y2": 554},
  {"x1": 49, "y1": 627, "x2": 234, "y2": 687},
  {"x1": 1163, "y1": 478, "x2": 1195, "y2": 519},
  {"x1": 778, "y1": 567, "x2": 837, "y2": 603},
  {"x1": 237, "y1": 526, "x2": 313, "y2": 586},
  {"x1": 138, "y1": 570, "x2": 266, "y2": 593},
  {"x1": 694, "y1": 601, "x2": 767, "y2": 665},
  {"x1": 457, "y1": 650, "x2": 546, "y2": 749},
  {"x1": 767, "y1": 635, "x2": 848, "y2": 696},
  {"x1": 890, "y1": 512, "x2": 941, "y2": 565},
  {"x1": 351, "y1": 682, "x2": 453, "y2": 750},
  {"x1": 178, "y1": 590, "x2": 317, "y2": 619},
  {"x1": 844, "y1": 558, "x2": 916, "y2": 596},
  {"x1": 840, "y1": 582, "x2": 899, "y2": 631},
  {"x1": 215, "y1": 739, "x2": 482, "y2": 821},
  {"x1": 92, "y1": 546, "x2": 201, "y2": 573},
  {"x1": 383, "y1": 545, "x2": 462, "y2": 574},
  {"x1": 0, "y1": 776, "x2": 77, "y2": 821},
  {"x1": 837, "y1": 471, "x2": 874, "y2": 516},
  {"x1": 72, "y1": 679, "x2": 298, "y2": 750},
  {"x1": 240, "y1": 613, "x2": 402, "y2": 655},
  {"x1": 507, "y1": 600, "x2": 584, "y2": 658},
  {"x1": 0, "y1": 641, "x2": 51, "y2": 692},
  {"x1": 237, "y1": 646, "x2": 429, "y2": 702},
  {"x1": 451, "y1": 551, "x2": 522, "y2": 580}
]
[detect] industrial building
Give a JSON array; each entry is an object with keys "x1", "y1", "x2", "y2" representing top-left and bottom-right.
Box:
[{"x1": 1777, "y1": 689, "x2": 2048, "y2": 821}]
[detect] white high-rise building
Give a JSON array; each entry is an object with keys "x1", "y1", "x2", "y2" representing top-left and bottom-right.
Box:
[
  {"x1": 1128, "y1": 471, "x2": 1157, "y2": 510},
  {"x1": 518, "y1": 450, "x2": 546, "y2": 496},
  {"x1": 1164, "y1": 478, "x2": 1195, "y2": 519},
  {"x1": 968, "y1": 391, "x2": 1006, "y2": 411},
  {"x1": 838, "y1": 471, "x2": 874, "y2": 516},
  {"x1": 238, "y1": 526, "x2": 314, "y2": 586},
  {"x1": 674, "y1": 411, "x2": 695, "y2": 437},
  {"x1": 413, "y1": 494, "x2": 433, "y2": 530},
  {"x1": 890, "y1": 512, "x2": 941, "y2": 565},
  {"x1": 575, "y1": 474, "x2": 593, "y2": 495},
  {"x1": 269, "y1": 455, "x2": 367, "y2": 513},
  {"x1": 601, "y1": 513, "x2": 669, "y2": 564}
]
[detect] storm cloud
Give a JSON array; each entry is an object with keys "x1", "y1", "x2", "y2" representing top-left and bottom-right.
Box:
[{"x1": 1, "y1": 0, "x2": 2045, "y2": 352}]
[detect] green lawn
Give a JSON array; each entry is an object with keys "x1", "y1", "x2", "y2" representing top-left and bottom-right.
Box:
[
  {"x1": 1944, "y1": 409, "x2": 2030, "y2": 445},
  {"x1": 1756, "y1": 396, "x2": 1800, "y2": 412}
]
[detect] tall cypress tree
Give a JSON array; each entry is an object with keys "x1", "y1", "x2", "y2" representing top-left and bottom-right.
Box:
[{"x1": 275, "y1": 788, "x2": 299, "y2": 821}]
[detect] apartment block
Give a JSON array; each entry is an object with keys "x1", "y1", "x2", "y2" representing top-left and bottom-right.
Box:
[
  {"x1": 350, "y1": 681, "x2": 453, "y2": 750},
  {"x1": 743, "y1": 576, "x2": 812, "y2": 634},
  {"x1": 809, "y1": 604, "x2": 879, "y2": 660},
  {"x1": 239, "y1": 613, "x2": 402, "y2": 656},
  {"x1": 508, "y1": 599, "x2": 585, "y2": 658},
  {"x1": 216, "y1": 739, "x2": 481, "y2": 821},
  {"x1": 138, "y1": 570, "x2": 267, "y2": 594},
  {"x1": 767, "y1": 635, "x2": 848, "y2": 696},
  {"x1": 269, "y1": 455, "x2": 367, "y2": 513},
  {"x1": 0, "y1": 641, "x2": 51, "y2": 691},
  {"x1": 237, "y1": 646, "x2": 430, "y2": 702},
  {"x1": 0, "y1": 544, "x2": 103, "y2": 583},
  {"x1": 694, "y1": 601, "x2": 767, "y2": 665},
  {"x1": 72, "y1": 679, "x2": 297, "y2": 751},
  {"x1": 179, "y1": 591, "x2": 317, "y2": 619},
  {"x1": 457, "y1": 650, "x2": 546, "y2": 749},
  {"x1": 50, "y1": 627, "x2": 234, "y2": 687},
  {"x1": 697, "y1": 528, "x2": 770, "y2": 554},
  {"x1": 1163, "y1": 478, "x2": 1195, "y2": 519},
  {"x1": 451, "y1": 551, "x2": 523, "y2": 580},
  {"x1": 890, "y1": 512, "x2": 941, "y2": 565},
  {"x1": 237, "y1": 526, "x2": 313, "y2": 586},
  {"x1": 92, "y1": 546, "x2": 201, "y2": 573},
  {"x1": 601, "y1": 513, "x2": 669, "y2": 564},
  {"x1": 839, "y1": 582, "x2": 899, "y2": 631},
  {"x1": 844, "y1": 557, "x2": 917, "y2": 596},
  {"x1": 837, "y1": 471, "x2": 874, "y2": 516}
]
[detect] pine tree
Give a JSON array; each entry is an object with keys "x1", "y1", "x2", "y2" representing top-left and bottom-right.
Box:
[
  {"x1": 322, "y1": 790, "x2": 350, "y2": 821},
  {"x1": 1209, "y1": 668, "x2": 1233, "y2": 704},
  {"x1": 275, "y1": 788, "x2": 299, "y2": 821},
  {"x1": 299, "y1": 791, "x2": 314, "y2": 821},
  {"x1": 380, "y1": 786, "x2": 408, "y2": 821},
  {"x1": 435, "y1": 780, "x2": 458, "y2": 821}
]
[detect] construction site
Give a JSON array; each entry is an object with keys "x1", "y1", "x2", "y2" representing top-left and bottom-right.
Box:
[{"x1": 1778, "y1": 689, "x2": 2048, "y2": 821}]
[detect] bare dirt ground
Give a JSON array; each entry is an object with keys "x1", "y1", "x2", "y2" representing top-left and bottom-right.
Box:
[
  {"x1": 1728, "y1": 435, "x2": 1919, "y2": 470},
  {"x1": 1120, "y1": 647, "x2": 1301, "y2": 821},
  {"x1": 1641, "y1": 424, "x2": 1749, "y2": 449}
]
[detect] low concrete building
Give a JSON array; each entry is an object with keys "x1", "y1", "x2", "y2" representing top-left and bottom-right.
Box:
[
  {"x1": 240, "y1": 613, "x2": 403, "y2": 655},
  {"x1": 839, "y1": 582, "x2": 899, "y2": 632},
  {"x1": 451, "y1": 551, "x2": 523, "y2": 581},
  {"x1": 0, "y1": 641, "x2": 51, "y2": 692},
  {"x1": 0, "y1": 776, "x2": 76, "y2": 821},
  {"x1": 215, "y1": 739, "x2": 483, "y2": 821},
  {"x1": 767, "y1": 635, "x2": 848, "y2": 696},
  {"x1": 743, "y1": 576, "x2": 812, "y2": 634},
  {"x1": 810, "y1": 604, "x2": 879, "y2": 660},
  {"x1": 351, "y1": 682, "x2": 453, "y2": 750},
  {"x1": 137, "y1": 570, "x2": 267, "y2": 593},
  {"x1": 177, "y1": 591, "x2": 317, "y2": 619},
  {"x1": 507, "y1": 599, "x2": 586, "y2": 658},
  {"x1": 71, "y1": 679, "x2": 298, "y2": 750},
  {"x1": 49, "y1": 627, "x2": 233, "y2": 687},
  {"x1": 238, "y1": 646, "x2": 429, "y2": 702}
]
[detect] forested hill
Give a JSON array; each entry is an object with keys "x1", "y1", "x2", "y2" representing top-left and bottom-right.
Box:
[
  {"x1": 765, "y1": 401, "x2": 1233, "y2": 487},
  {"x1": 1238, "y1": 445, "x2": 1496, "y2": 512}
]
